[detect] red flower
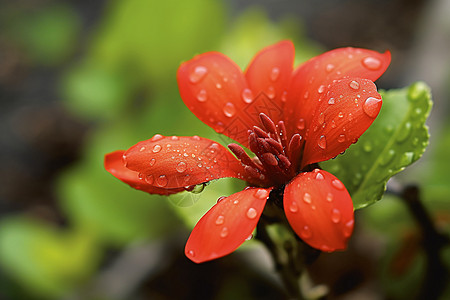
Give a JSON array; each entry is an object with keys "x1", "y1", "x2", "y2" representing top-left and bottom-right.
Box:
[{"x1": 105, "y1": 41, "x2": 390, "y2": 263}]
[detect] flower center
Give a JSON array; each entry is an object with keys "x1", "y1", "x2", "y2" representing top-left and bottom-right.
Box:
[{"x1": 228, "y1": 113, "x2": 303, "y2": 186}]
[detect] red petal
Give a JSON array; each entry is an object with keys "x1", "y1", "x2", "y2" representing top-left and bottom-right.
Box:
[
  {"x1": 177, "y1": 52, "x2": 254, "y2": 147},
  {"x1": 104, "y1": 150, "x2": 185, "y2": 195},
  {"x1": 284, "y1": 169, "x2": 354, "y2": 252},
  {"x1": 284, "y1": 47, "x2": 390, "y2": 139},
  {"x1": 185, "y1": 187, "x2": 272, "y2": 263},
  {"x1": 123, "y1": 135, "x2": 256, "y2": 189},
  {"x1": 301, "y1": 78, "x2": 382, "y2": 167},
  {"x1": 244, "y1": 40, "x2": 295, "y2": 123}
]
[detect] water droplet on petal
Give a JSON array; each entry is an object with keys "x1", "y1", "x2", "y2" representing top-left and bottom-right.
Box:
[
  {"x1": 156, "y1": 175, "x2": 168, "y2": 187},
  {"x1": 297, "y1": 118, "x2": 305, "y2": 130},
  {"x1": 245, "y1": 234, "x2": 253, "y2": 241},
  {"x1": 281, "y1": 91, "x2": 288, "y2": 103},
  {"x1": 300, "y1": 225, "x2": 312, "y2": 239},
  {"x1": 233, "y1": 200, "x2": 239, "y2": 205},
  {"x1": 151, "y1": 134, "x2": 164, "y2": 141},
  {"x1": 266, "y1": 86, "x2": 276, "y2": 99},
  {"x1": 153, "y1": 144, "x2": 162, "y2": 153},
  {"x1": 145, "y1": 174, "x2": 154, "y2": 185},
  {"x1": 337, "y1": 134, "x2": 346, "y2": 143},
  {"x1": 176, "y1": 162, "x2": 187, "y2": 173},
  {"x1": 171, "y1": 136, "x2": 179, "y2": 141},
  {"x1": 362, "y1": 56, "x2": 381, "y2": 70},
  {"x1": 318, "y1": 135, "x2": 327, "y2": 150},
  {"x1": 223, "y1": 102, "x2": 236, "y2": 117},
  {"x1": 326, "y1": 64, "x2": 335, "y2": 72},
  {"x1": 246, "y1": 207, "x2": 258, "y2": 219},
  {"x1": 318, "y1": 113, "x2": 325, "y2": 125},
  {"x1": 215, "y1": 215, "x2": 224, "y2": 225},
  {"x1": 189, "y1": 66, "x2": 208, "y2": 83},
  {"x1": 363, "y1": 97, "x2": 382, "y2": 118},
  {"x1": 196, "y1": 89, "x2": 207, "y2": 102},
  {"x1": 149, "y1": 158, "x2": 156, "y2": 167},
  {"x1": 331, "y1": 179, "x2": 345, "y2": 190},
  {"x1": 242, "y1": 88, "x2": 254, "y2": 103},
  {"x1": 331, "y1": 208, "x2": 341, "y2": 223},
  {"x1": 220, "y1": 227, "x2": 229, "y2": 238},
  {"x1": 338, "y1": 111, "x2": 344, "y2": 118},
  {"x1": 303, "y1": 91, "x2": 309, "y2": 99},
  {"x1": 328, "y1": 98, "x2": 335, "y2": 105},
  {"x1": 349, "y1": 80, "x2": 360, "y2": 90},
  {"x1": 217, "y1": 196, "x2": 226, "y2": 203},
  {"x1": 344, "y1": 220, "x2": 354, "y2": 237},
  {"x1": 216, "y1": 83, "x2": 222, "y2": 89},
  {"x1": 303, "y1": 192, "x2": 312, "y2": 204},
  {"x1": 254, "y1": 189, "x2": 269, "y2": 200},
  {"x1": 289, "y1": 201, "x2": 298, "y2": 213},
  {"x1": 326, "y1": 192, "x2": 334, "y2": 202},
  {"x1": 270, "y1": 67, "x2": 280, "y2": 81},
  {"x1": 188, "y1": 250, "x2": 195, "y2": 257},
  {"x1": 315, "y1": 171, "x2": 324, "y2": 180},
  {"x1": 318, "y1": 85, "x2": 326, "y2": 94}
]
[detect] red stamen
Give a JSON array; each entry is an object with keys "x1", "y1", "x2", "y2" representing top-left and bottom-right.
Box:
[{"x1": 259, "y1": 113, "x2": 277, "y2": 136}]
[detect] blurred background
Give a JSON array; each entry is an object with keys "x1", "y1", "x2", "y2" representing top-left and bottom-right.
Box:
[{"x1": 0, "y1": 0, "x2": 449, "y2": 299}]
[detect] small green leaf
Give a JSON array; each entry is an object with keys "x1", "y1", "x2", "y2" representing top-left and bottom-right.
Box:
[{"x1": 322, "y1": 82, "x2": 432, "y2": 209}]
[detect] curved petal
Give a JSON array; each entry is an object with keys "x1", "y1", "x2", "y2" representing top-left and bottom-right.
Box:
[
  {"x1": 177, "y1": 52, "x2": 254, "y2": 147},
  {"x1": 284, "y1": 169, "x2": 354, "y2": 252},
  {"x1": 245, "y1": 40, "x2": 295, "y2": 123},
  {"x1": 284, "y1": 47, "x2": 390, "y2": 138},
  {"x1": 104, "y1": 150, "x2": 185, "y2": 195},
  {"x1": 185, "y1": 187, "x2": 272, "y2": 263},
  {"x1": 123, "y1": 135, "x2": 258, "y2": 189},
  {"x1": 301, "y1": 78, "x2": 382, "y2": 167}
]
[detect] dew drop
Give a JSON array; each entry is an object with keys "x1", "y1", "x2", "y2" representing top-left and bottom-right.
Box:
[
  {"x1": 396, "y1": 122, "x2": 412, "y2": 143},
  {"x1": 289, "y1": 201, "x2": 298, "y2": 213},
  {"x1": 318, "y1": 135, "x2": 327, "y2": 150},
  {"x1": 156, "y1": 175, "x2": 168, "y2": 187},
  {"x1": 303, "y1": 91, "x2": 309, "y2": 99},
  {"x1": 220, "y1": 227, "x2": 229, "y2": 238},
  {"x1": 326, "y1": 63, "x2": 335, "y2": 72},
  {"x1": 246, "y1": 207, "x2": 258, "y2": 219},
  {"x1": 318, "y1": 85, "x2": 326, "y2": 94},
  {"x1": 318, "y1": 113, "x2": 325, "y2": 125},
  {"x1": 338, "y1": 111, "x2": 344, "y2": 118},
  {"x1": 331, "y1": 179, "x2": 345, "y2": 190},
  {"x1": 139, "y1": 146, "x2": 146, "y2": 152},
  {"x1": 215, "y1": 215, "x2": 225, "y2": 225},
  {"x1": 331, "y1": 208, "x2": 341, "y2": 223},
  {"x1": 254, "y1": 189, "x2": 269, "y2": 200},
  {"x1": 216, "y1": 83, "x2": 222, "y2": 89},
  {"x1": 363, "y1": 97, "x2": 382, "y2": 118},
  {"x1": 242, "y1": 88, "x2": 254, "y2": 103},
  {"x1": 245, "y1": 234, "x2": 253, "y2": 241},
  {"x1": 344, "y1": 220, "x2": 354, "y2": 237},
  {"x1": 300, "y1": 225, "x2": 312, "y2": 239},
  {"x1": 217, "y1": 196, "x2": 226, "y2": 203},
  {"x1": 152, "y1": 144, "x2": 162, "y2": 153},
  {"x1": 145, "y1": 174, "x2": 154, "y2": 185},
  {"x1": 303, "y1": 192, "x2": 312, "y2": 204},
  {"x1": 266, "y1": 86, "x2": 276, "y2": 99},
  {"x1": 171, "y1": 136, "x2": 179, "y2": 141},
  {"x1": 189, "y1": 66, "x2": 208, "y2": 83},
  {"x1": 297, "y1": 118, "x2": 306, "y2": 130},
  {"x1": 337, "y1": 134, "x2": 346, "y2": 143},
  {"x1": 281, "y1": 91, "x2": 288, "y2": 103},
  {"x1": 196, "y1": 89, "x2": 207, "y2": 102},
  {"x1": 223, "y1": 102, "x2": 236, "y2": 117},
  {"x1": 315, "y1": 171, "x2": 324, "y2": 181},
  {"x1": 188, "y1": 250, "x2": 195, "y2": 257},
  {"x1": 151, "y1": 134, "x2": 164, "y2": 141},
  {"x1": 380, "y1": 149, "x2": 395, "y2": 166},
  {"x1": 176, "y1": 161, "x2": 187, "y2": 173},
  {"x1": 362, "y1": 56, "x2": 382, "y2": 70},
  {"x1": 349, "y1": 80, "x2": 360, "y2": 90},
  {"x1": 326, "y1": 192, "x2": 334, "y2": 202},
  {"x1": 233, "y1": 200, "x2": 239, "y2": 205},
  {"x1": 328, "y1": 98, "x2": 335, "y2": 105},
  {"x1": 149, "y1": 158, "x2": 156, "y2": 167},
  {"x1": 270, "y1": 67, "x2": 280, "y2": 81}
]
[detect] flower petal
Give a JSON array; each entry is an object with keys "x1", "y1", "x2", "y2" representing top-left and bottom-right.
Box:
[
  {"x1": 185, "y1": 187, "x2": 272, "y2": 263},
  {"x1": 177, "y1": 52, "x2": 254, "y2": 147},
  {"x1": 104, "y1": 150, "x2": 185, "y2": 195},
  {"x1": 301, "y1": 78, "x2": 382, "y2": 167},
  {"x1": 123, "y1": 135, "x2": 256, "y2": 189},
  {"x1": 284, "y1": 169, "x2": 354, "y2": 252},
  {"x1": 284, "y1": 47, "x2": 390, "y2": 139},
  {"x1": 245, "y1": 40, "x2": 294, "y2": 122}
]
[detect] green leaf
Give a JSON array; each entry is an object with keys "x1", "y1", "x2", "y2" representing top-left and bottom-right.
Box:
[{"x1": 322, "y1": 82, "x2": 432, "y2": 209}]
